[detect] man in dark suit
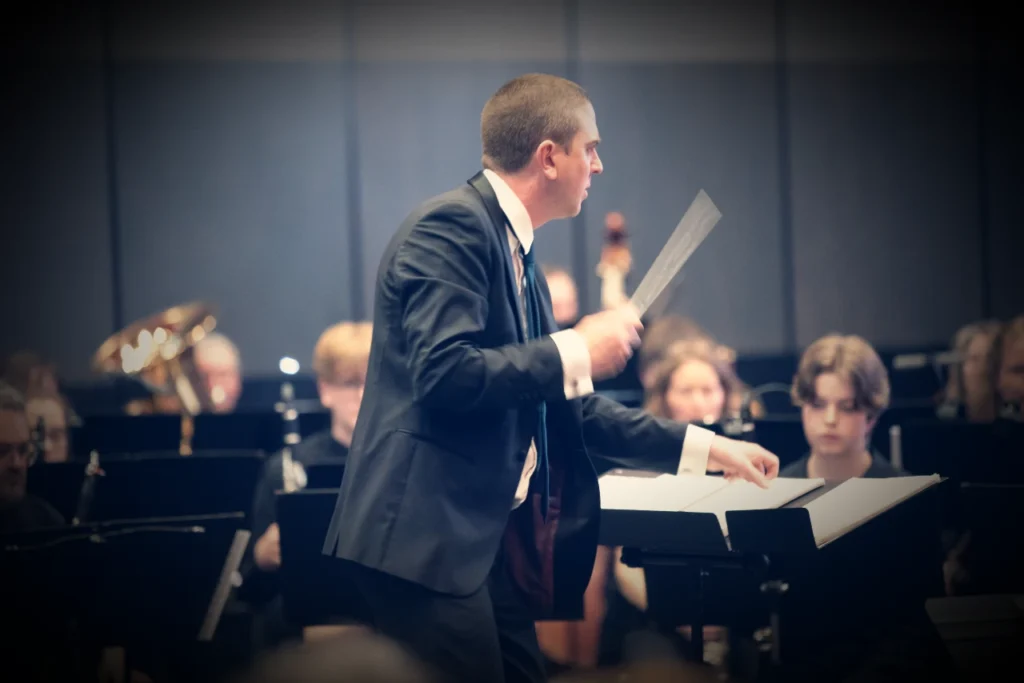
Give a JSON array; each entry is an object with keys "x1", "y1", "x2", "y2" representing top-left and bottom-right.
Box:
[{"x1": 322, "y1": 73, "x2": 779, "y2": 683}]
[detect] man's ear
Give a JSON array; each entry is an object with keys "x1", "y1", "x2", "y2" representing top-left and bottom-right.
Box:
[{"x1": 537, "y1": 140, "x2": 559, "y2": 179}]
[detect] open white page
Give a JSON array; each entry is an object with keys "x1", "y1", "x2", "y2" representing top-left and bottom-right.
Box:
[
  {"x1": 803, "y1": 475, "x2": 941, "y2": 547},
  {"x1": 599, "y1": 472, "x2": 729, "y2": 512},
  {"x1": 683, "y1": 477, "x2": 826, "y2": 536}
]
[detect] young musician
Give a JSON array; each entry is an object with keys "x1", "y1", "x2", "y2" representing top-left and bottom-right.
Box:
[
  {"x1": 244, "y1": 321, "x2": 371, "y2": 647},
  {"x1": 783, "y1": 334, "x2": 903, "y2": 480},
  {"x1": 937, "y1": 320, "x2": 1002, "y2": 422},
  {"x1": 320, "y1": 73, "x2": 779, "y2": 683}
]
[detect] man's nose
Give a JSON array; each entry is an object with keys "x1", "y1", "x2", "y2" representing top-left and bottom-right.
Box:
[
  {"x1": 824, "y1": 405, "x2": 837, "y2": 424},
  {"x1": 591, "y1": 152, "x2": 603, "y2": 175}
]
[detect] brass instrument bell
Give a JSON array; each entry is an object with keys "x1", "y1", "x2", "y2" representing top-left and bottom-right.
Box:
[{"x1": 92, "y1": 301, "x2": 220, "y2": 419}]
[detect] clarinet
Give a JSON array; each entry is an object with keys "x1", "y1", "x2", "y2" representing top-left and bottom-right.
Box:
[
  {"x1": 72, "y1": 450, "x2": 105, "y2": 525},
  {"x1": 279, "y1": 381, "x2": 306, "y2": 492}
]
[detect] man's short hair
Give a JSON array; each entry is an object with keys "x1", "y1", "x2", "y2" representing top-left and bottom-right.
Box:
[
  {"x1": 313, "y1": 322, "x2": 373, "y2": 385},
  {"x1": 791, "y1": 334, "x2": 890, "y2": 420},
  {"x1": 0, "y1": 380, "x2": 25, "y2": 413},
  {"x1": 481, "y1": 73, "x2": 591, "y2": 174}
]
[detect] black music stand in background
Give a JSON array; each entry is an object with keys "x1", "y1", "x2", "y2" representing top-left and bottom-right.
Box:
[
  {"x1": 898, "y1": 418, "x2": 1024, "y2": 483},
  {"x1": 276, "y1": 489, "x2": 367, "y2": 629},
  {"x1": 956, "y1": 483, "x2": 1024, "y2": 595},
  {"x1": 27, "y1": 450, "x2": 264, "y2": 525},
  {"x1": 1, "y1": 513, "x2": 251, "y2": 683},
  {"x1": 303, "y1": 463, "x2": 346, "y2": 489},
  {"x1": 71, "y1": 410, "x2": 331, "y2": 457}
]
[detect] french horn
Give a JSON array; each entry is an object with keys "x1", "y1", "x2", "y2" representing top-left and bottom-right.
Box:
[{"x1": 92, "y1": 301, "x2": 219, "y2": 419}]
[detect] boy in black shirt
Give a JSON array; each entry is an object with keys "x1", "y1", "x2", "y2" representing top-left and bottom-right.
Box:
[{"x1": 782, "y1": 334, "x2": 904, "y2": 480}]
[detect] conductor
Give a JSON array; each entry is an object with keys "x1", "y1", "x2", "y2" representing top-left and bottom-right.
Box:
[{"x1": 322, "y1": 73, "x2": 780, "y2": 683}]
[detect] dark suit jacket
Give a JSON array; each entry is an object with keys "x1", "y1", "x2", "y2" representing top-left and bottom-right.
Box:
[{"x1": 322, "y1": 171, "x2": 696, "y2": 619}]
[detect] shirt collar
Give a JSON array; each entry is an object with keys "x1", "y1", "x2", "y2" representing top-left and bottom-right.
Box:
[{"x1": 482, "y1": 168, "x2": 533, "y2": 254}]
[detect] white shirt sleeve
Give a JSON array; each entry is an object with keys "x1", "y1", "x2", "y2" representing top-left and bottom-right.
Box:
[
  {"x1": 676, "y1": 424, "x2": 714, "y2": 476},
  {"x1": 549, "y1": 329, "x2": 594, "y2": 400}
]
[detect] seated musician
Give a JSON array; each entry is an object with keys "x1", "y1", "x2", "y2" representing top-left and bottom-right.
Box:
[
  {"x1": 541, "y1": 264, "x2": 581, "y2": 329},
  {"x1": 124, "y1": 331, "x2": 244, "y2": 415},
  {"x1": 993, "y1": 315, "x2": 1024, "y2": 419},
  {"x1": 194, "y1": 332, "x2": 243, "y2": 413},
  {"x1": 244, "y1": 321, "x2": 371, "y2": 647},
  {"x1": 25, "y1": 391, "x2": 71, "y2": 463},
  {"x1": 600, "y1": 339, "x2": 739, "y2": 666},
  {"x1": 782, "y1": 334, "x2": 903, "y2": 479},
  {"x1": 0, "y1": 381, "x2": 64, "y2": 534},
  {"x1": 936, "y1": 320, "x2": 1002, "y2": 422}
]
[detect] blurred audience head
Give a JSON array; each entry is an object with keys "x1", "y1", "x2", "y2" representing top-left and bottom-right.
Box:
[
  {"x1": 992, "y1": 315, "x2": 1024, "y2": 414},
  {"x1": 552, "y1": 659, "x2": 722, "y2": 683},
  {"x1": 541, "y1": 264, "x2": 580, "y2": 328},
  {"x1": 942, "y1": 319, "x2": 1002, "y2": 421},
  {"x1": 194, "y1": 332, "x2": 242, "y2": 412},
  {"x1": 0, "y1": 382, "x2": 34, "y2": 507},
  {"x1": 313, "y1": 322, "x2": 373, "y2": 442},
  {"x1": 792, "y1": 334, "x2": 890, "y2": 460},
  {"x1": 643, "y1": 338, "x2": 738, "y2": 425},
  {"x1": 234, "y1": 631, "x2": 433, "y2": 683}
]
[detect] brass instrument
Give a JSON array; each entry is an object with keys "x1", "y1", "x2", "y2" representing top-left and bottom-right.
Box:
[{"x1": 92, "y1": 301, "x2": 219, "y2": 454}]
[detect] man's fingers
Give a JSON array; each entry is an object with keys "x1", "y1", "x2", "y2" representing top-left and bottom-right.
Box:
[{"x1": 744, "y1": 460, "x2": 768, "y2": 489}]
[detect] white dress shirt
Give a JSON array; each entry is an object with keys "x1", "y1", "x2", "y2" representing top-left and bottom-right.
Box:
[{"x1": 481, "y1": 169, "x2": 714, "y2": 509}]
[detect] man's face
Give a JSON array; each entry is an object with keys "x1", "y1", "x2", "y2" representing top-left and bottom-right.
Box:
[
  {"x1": 548, "y1": 103, "x2": 603, "y2": 219},
  {"x1": 800, "y1": 373, "x2": 874, "y2": 459},
  {"x1": 196, "y1": 350, "x2": 241, "y2": 412},
  {"x1": 318, "y1": 375, "x2": 366, "y2": 438},
  {"x1": 0, "y1": 409, "x2": 32, "y2": 505},
  {"x1": 26, "y1": 397, "x2": 68, "y2": 463}
]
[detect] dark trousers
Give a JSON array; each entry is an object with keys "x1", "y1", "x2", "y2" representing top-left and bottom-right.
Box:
[{"x1": 346, "y1": 549, "x2": 546, "y2": 683}]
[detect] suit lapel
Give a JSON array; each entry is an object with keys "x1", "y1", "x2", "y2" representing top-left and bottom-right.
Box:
[{"x1": 468, "y1": 171, "x2": 526, "y2": 343}]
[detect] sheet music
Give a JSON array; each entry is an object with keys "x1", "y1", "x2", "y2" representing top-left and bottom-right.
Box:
[
  {"x1": 803, "y1": 475, "x2": 941, "y2": 547},
  {"x1": 684, "y1": 477, "x2": 825, "y2": 536},
  {"x1": 599, "y1": 473, "x2": 729, "y2": 512}
]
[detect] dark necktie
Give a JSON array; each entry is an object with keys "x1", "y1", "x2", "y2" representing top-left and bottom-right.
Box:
[{"x1": 521, "y1": 246, "x2": 550, "y2": 519}]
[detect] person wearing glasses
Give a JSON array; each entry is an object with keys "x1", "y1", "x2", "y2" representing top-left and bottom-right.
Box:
[{"x1": 0, "y1": 381, "x2": 65, "y2": 534}]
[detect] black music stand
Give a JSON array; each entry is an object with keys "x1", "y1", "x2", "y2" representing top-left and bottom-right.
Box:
[
  {"x1": 956, "y1": 482, "x2": 1024, "y2": 594},
  {"x1": 72, "y1": 410, "x2": 332, "y2": 456},
  {"x1": 1, "y1": 513, "x2": 250, "y2": 680},
  {"x1": 27, "y1": 450, "x2": 264, "y2": 524},
  {"x1": 602, "y1": 477, "x2": 947, "y2": 681},
  {"x1": 604, "y1": 509, "x2": 751, "y2": 663},
  {"x1": 899, "y1": 418, "x2": 1024, "y2": 483},
  {"x1": 276, "y1": 489, "x2": 367, "y2": 629},
  {"x1": 304, "y1": 463, "x2": 346, "y2": 489}
]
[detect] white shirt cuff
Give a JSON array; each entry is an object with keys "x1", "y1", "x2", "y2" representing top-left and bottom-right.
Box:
[
  {"x1": 677, "y1": 424, "x2": 714, "y2": 476},
  {"x1": 550, "y1": 329, "x2": 594, "y2": 399}
]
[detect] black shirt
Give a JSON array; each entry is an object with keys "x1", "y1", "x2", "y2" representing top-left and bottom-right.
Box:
[
  {"x1": 0, "y1": 494, "x2": 65, "y2": 535},
  {"x1": 780, "y1": 451, "x2": 905, "y2": 479},
  {"x1": 250, "y1": 429, "x2": 349, "y2": 543}
]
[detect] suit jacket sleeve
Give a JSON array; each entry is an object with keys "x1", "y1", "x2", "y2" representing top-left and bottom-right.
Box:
[
  {"x1": 580, "y1": 393, "x2": 711, "y2": 474},
  {"x1": 394, "y1": 201, "x2": 567, "y2": 411}
]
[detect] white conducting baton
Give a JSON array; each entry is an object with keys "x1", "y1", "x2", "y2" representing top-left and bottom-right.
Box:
[{"x1": 629, "y1": 189, "x2": 722, "y2": 318}]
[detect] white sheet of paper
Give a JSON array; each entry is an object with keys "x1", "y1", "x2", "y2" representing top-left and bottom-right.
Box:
[
  {"x1": 683, "y1": 477, "x2": 826, "y2": 536},
  {"x1": 803, "y1": 475, "x2": 941, "y2": 547},
  {"x1": 599, "y1": 473, "x2": 729, "y2": 512}
]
